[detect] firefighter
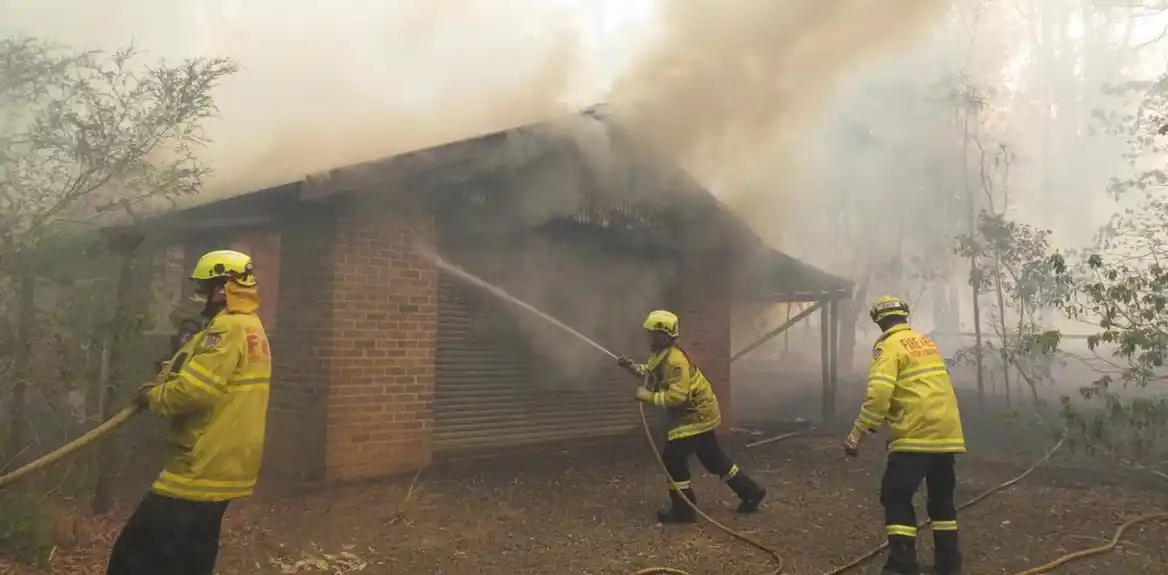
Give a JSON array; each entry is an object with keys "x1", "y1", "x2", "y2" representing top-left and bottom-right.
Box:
[
  {"x1": 845, "y1": 296, "x2": 965, "y2": 575},
  {"x1": 107, "y1": 250, "x2": 272, "y2": 575},
  {"x1": 617, "y1": 310, "x2": 767, "y2": 523}
]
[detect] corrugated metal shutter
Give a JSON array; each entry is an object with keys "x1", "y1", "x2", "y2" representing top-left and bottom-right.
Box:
[
  {"x1": 434, "y1": 275, "x2": 642, "y2": 453},
  {"x1": 434, "y1": 277, "x2": 533, "y2": 451}
]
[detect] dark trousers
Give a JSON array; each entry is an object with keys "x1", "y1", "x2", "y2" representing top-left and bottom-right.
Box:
[
  {"x1": 880, "y1": 452, "x2": 961, "y2": 573},
  {"x1": 107, "y1": 492, "x2": 230, "y2": 575},
  {"x1": 661, "y1": 430, "x2": 736, "y2": 489}
]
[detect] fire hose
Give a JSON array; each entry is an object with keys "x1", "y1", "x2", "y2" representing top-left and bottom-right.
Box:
[
  {"x1": 411, "y1": 254, "x2": 1168, "y2": 571},
  {"x1": 631, "y1": 424, "x2": 1168, "y2": 575},
  {"x1": 0, "y1": 401, "x2": 1164, "y2": 574},
  {"x1": 0, "y1": 404, "x2": 139, "y2": 491},
  {"x1": 0, "y1": 356, "x2": 176, "y2": 491}
]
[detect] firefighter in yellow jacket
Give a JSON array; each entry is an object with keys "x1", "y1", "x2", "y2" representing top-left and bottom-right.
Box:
[
  {"x1": 617, "y1": 310, "x2": 766, "y2": 523},
  {"x1": 845, "y1": 296, "x2": 965, "y2": 575},
  {"x1": 107, "y1": 250, "x2": 271, "y2": 575}
]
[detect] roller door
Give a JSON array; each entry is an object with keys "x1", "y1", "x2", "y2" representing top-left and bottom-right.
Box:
[{"x1": 433, "y1": 275, "x2": 643, "y2": 453}]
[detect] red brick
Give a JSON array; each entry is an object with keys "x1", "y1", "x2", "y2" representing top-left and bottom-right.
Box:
[{"x1": 321, "y1": 204, "x2": 437, "y2": 482}]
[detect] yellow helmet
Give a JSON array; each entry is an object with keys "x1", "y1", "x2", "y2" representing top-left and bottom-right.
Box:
[
  {"x1": 643, "y1": 310, "x2": 680, "y2": 338},
  {"x1": 870, "y1": 295, "x2": 910, "y2": 323},
  {"x1": 190, "y1": 249, "x2": 256, "y2": 287}
]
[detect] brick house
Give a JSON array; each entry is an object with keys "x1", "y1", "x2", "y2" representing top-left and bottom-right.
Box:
[{"x1": 110, "y1": 108, "x2": 851, "y2": 486}]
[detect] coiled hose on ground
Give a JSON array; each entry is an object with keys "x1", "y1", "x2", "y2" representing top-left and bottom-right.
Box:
[{"x1": 0, "y1": 404, "x2": 1164, "y2": 575}]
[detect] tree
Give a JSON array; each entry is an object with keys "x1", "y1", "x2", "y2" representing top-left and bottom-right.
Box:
[
  {"x1": 1052, "y1": 251, "x2": 1168, "y2": 468},
  {"x1": 0, "y1": 37, "x2": 237, "y2": 247},
  {"x1": 951, "y1": 76, "x2": 992, "y2": 411},
  {"x1": 957, "y1": 212, "x2": 1065, "y2": 408},
  {"x1": 1047, "y1": 61, "x2": 1168, "y2": 470},
  {"x1": 790, "y1": 72, "x2": 972, "y2": 375},
  {"x1": 0, "y1": 36, "x2": 236, "y2": 498}
]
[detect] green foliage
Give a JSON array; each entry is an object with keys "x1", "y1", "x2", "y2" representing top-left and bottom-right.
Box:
[
  {"x1": 1036, "y1": 70, "x2": 1168, "y2": 467},
  {"x1": 0, "y1": 492, "x2": 53, "y2": 562},
  {"x1": 956, "y1": 213, "x2": 1064, "y2": 305},
  {"x1": 1096, "y1": 74, "x2": 1168, "y2": 200},
  {"x1": 954, "y1": 210, "x2": 1066, "y2": 401},
  {"x1": 0, "y1": 36, "x2": 234, "y2": 533},
  {"x1": 1059, "y1": 393, "x2": 1168, "y2": 461},
  {"x1": 1050, "y1": 243, "x2": 1168, "y2": 463},
  {"x1": 1054, "y1": 252, "x2": 1168, "y2": 388},
  {"x1": 0, "y1": 36, "x2": 238, "y2": 258}
]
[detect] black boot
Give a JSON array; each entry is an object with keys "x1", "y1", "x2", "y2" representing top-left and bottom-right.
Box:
[
  {"x1": 656, "y1": 488, "x2": 697, "y2": 524},
  {"x1": 726, "y1": 474, "x2": 767, "y2": 513},
  {"x1": 882, "y1": 535, "x2": 920, "y2": 575},
  {"x1": 932, "y1": 530, "x2": 962, "y2": 575}
]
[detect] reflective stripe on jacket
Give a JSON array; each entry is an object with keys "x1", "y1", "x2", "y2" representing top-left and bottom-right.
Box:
[
  {"x1": 854, "y1": 324, "x2": 965, "y2": 453},
  {"x1": 642, "y1": 346, "x2": 721, "y2": 441},
  {"x1": 146, "y1": 298, "x2": 271, "y2": 502}
]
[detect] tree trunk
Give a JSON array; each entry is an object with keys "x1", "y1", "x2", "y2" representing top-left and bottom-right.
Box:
[
  {"x1": 963, "y1": 107, "x2": 986, "y2": 413},
  {"x1": 83, "y1": 278, "x2": 110, "y2": 424},
  {"x1": 5, "y1": 274, "x2": 36, "y2": 466},
  {"x1": 1017, "y1": 304, "x2": 1041, "y2": 409},
  {"x1": 90, "y1": 251, "x2": 139, "y2": 515},
  {"x1": 993, "y1": 271, "x2": 1012, "y2": 410},
  {"x1": 838, "y1": 276, "x2": 870, "y2": 377},
  {"x1": 783, "y1": 303, "x2": 793, "y2": 355}
]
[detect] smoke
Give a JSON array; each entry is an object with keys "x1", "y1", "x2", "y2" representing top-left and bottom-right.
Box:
[
  {"x1": 2, "y1": 0, "x2": 952, "y2": 385},
  {"x1": 202, "y1": 2, "x2": 588, "y2": 198},
  {"x1": 1, "y1": 0, "x2": 951, "y2": 218},
  {"x1": 605, "y1": 0, "x2": 950, "y2": 242},
  {"x1": 0, "y1": 0, "x2": 585, "y2": 201},
  {"x1": 445, "y1": 234, "x2": 676, "y2": 388}
]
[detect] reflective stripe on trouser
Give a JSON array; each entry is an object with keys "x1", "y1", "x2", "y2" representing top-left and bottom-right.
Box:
[
  {"x1": 721, "y1": 464, "x2": 739, "y2": 481},
  {"x1": 881, "y1": 451, "x2": 960, "y2": 573},
  {"x1": 886, "y1": 524, "x2": 917, "y2": 538}
]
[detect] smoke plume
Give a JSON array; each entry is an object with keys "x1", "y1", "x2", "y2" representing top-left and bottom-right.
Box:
[{"x1": 606, "y1": 0, "x2": 950, "y2": 240}]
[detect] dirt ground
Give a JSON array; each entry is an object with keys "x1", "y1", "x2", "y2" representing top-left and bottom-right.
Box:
[{"x1": 14, "y1": 428, "x2": 1168, "y2": 575}]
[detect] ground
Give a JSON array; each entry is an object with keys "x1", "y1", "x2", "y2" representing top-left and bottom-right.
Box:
[{"x1": 7, "y1": 426, "x2": 1168, "y2": 575}]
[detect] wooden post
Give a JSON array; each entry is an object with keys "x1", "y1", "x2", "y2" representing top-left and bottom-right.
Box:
[
  {"x1": 828, "y1": 299, "x2": 840, "y2": 421},
  {"x1": 820, "y1": 302, "x2": 831, "y2": 423},
  {"x1": 730, "y1": 301, "x2": 822, "y2": 363}
]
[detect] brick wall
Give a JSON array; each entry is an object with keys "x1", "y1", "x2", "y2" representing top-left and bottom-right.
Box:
[
  {"x1": 321, "y1": 201, "x2": 438, "y2": 482},
  {"x1": 230, "y1": 233, "x2": 283, "y2": 330},
  {"x1": 140, "y1": 202, "x2": 440, "y2": 486},
  {"x1": 681, "y1": 248, "x2": 733, "y2": 425},
  {"x1": 264, "y1": 209, "x2": 336, "y2": 484}
]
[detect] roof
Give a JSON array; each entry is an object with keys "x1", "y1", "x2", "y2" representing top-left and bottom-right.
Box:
[
  {"x1": 728, "y1": 246, "x2": 852, "y2": 302},
  {"x1": 105, "y1": 107, "x2": 851, "y2": 302}
]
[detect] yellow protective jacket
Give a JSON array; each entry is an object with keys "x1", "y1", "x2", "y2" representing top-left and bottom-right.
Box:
[
  {"x1": 145, "y1": 285, "x2": 271, "y2": 502},
  {"x1": 638, "y1": 346, "x2": 722, "y2": 441},
  {"x1": 853, "y1": 323, "x2": 965, "y2": 453}
]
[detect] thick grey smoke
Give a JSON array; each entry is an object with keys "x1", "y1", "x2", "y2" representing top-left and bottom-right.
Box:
[
  {"x1": 606, "y1": 0, "x2": 951, "y2": 243},
  {"x1": 0, "y1": 0, "x2": 585, "y2": 200}
]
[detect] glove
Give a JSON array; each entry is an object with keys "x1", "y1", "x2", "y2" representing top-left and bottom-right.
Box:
[
  {"x1": 134, "y1": 383, "x2": 158, "y2": 408},
  {"x1": 635, "y1": 387, "x2": 653, "y2": 403},
  {"x1": 155, "y1": 360, "x2": 173, "y2": 382},
  {"x1": 844, "y1": 427, "x2": 865, "y2": 458}
]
